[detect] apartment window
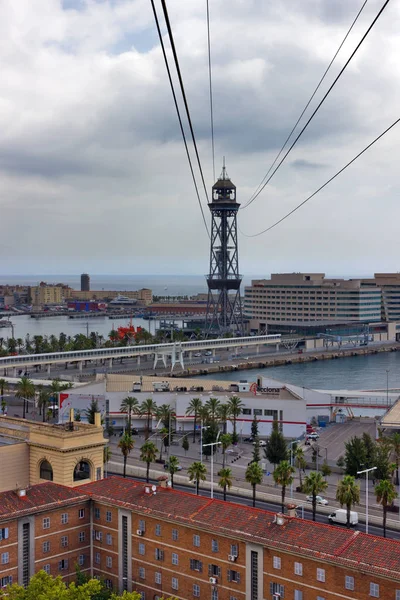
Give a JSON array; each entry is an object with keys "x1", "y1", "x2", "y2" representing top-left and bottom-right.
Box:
[
  {"x1": 172, "y1": 528, "x2": 178, "y2": 541},
  {"x1": 317, "y1": 597, "x2": 326, "y2": 600},
  {"x1": 43, "y1": 564, "x2": 50, "y2": 575},
  {"x1": 106, "y1": 533, "x2": 112, "y2": 545},
  {"x1": 396, "y1": 592, "x2": 400, "y2": 600},
  {"x1": 95, "y1": 552, "x2": 100, "y2": 564},
  {"x1": 227, "y1": 570, "x2": 241, "y2": 583},
  {"x1": 230, "y1": 544, "x2": 238, "y2": 557},
  {"x1": 139, "y1": 567, "x2": 145, "y2": 579},
  {"x1": 172, "y1": 577, "x2": 178, "y2": 590},
  {"x1": 294, "y1": 562, "x2": 303, "y2": 576},
  {"x1": 155, "y1": 548, "x2": 164, "y2": 561},
  {"x1": 172, "y1": 552, "x2": 178, "y2": 565},
  {"x1": 138, "y1": 543, "x2": 145, "y2": 555},
  {"x1": 317, "y1": 568, "x2": 325, "y2": 582},
  {"x1": 79, "y1": 508, "x2": 85, "y2": 519},
  {"x1": 0, "y1": 577, "x2": 12, "y2": 587},
  {"x1": 0, "y1": 528, "x2": 9, "y2": 541},
  {"x1": 139, "y1": 519, "x2": 146, "y2": 533},
  {"x1": 155, "y1": 524, "x2": 161, "y2": 536},
  {"x1": 271, "y1": 583, "x2": 284, "y2": 596},
  {"x1": 193, "y1": 584, "x2": 200, "y2": 597},
  {"x1": 155, "y1": 572, "x2": 162, "y2": 585},
  {"x1": 230, "y1": 597, "x2": 238, "y2": 600},
  {"x1": 42, "y1": 541, "x2": 50, "y2": 553},
  {"x1": 370, "y1": 583, "x2": 379, "y2": 598},
  {"x1": 139, "y1": 593, "x2": 145, "y2": 600},
  {"x1": 212, "y1": 539, "x2": 219, "y2": 553},
  {"x1": 94, "y1": 531, "x2": 103, "y2": 542},
  {"x1": 106, "y1": 556, "x2": 112, "y2": 568},
  {"x1": 61, "y1": 536, "x2": 68, "y2": 548},
  {"x1": 345, "y1": 576, "x2": 354, "y2": 590},
  {"x1": 105, "y1": 580, "x2": 113, "y2": 590},
  {"x1": 94, "y1": 508, "x2": 100, "y2": 519},
  {"x1": 273, "y1": 556, "x2": 281, "y2": 569},
  {"x1": 294, "y1": 591, "x2": 303, "y2": 600},
  {"x1": 79, "y1": 532, "x2": 85, "y2": 543},
  {"x1": 58, "y1": 559, "x2": 68, "y2": 571},
  {"x1": 78, "y1": 555, "x2": 85, "y2": 566},
  {"x1": 190, "y1": 559, "x2": 203, "y2": 572},
  {"x1": 208, "y1": 564, "x2": 221, "y2": 577},
  {"x1": 106, "y1": 511, "x2": 112, "y2": 522},
  {"x1": 1, "y1": 552, "x2": 9, "y2": 565},
  {"x1": 43, "y1": 517, "x2": 50, "y2": 529},
  {"x1": 212, "y1": 589, "x2": 218, "y2": 600}
]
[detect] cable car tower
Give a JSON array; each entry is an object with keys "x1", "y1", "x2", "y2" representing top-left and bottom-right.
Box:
[{"x1": 206, "y1": 161, "x2": 244, "y2": 336}]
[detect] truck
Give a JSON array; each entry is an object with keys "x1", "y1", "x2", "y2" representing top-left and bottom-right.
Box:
[{"x1": 328, "y1": 509, "x2": 358, "y2": 526}]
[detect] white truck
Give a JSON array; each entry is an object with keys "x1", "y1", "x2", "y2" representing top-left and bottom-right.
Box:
[{"x1": 328, "y1": 509, "x2": 358, "y2": 526}]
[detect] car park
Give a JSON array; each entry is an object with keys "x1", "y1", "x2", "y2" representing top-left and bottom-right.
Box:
[{"x1": 306, "y1": 495, "x2": 328, "y2": 505}]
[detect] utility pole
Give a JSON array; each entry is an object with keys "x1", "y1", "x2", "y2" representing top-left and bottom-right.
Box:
[
  {"x1": 357, "y1": 466, "x2": 377, "y2": 535},
  {"x1": 203, "y1": 431, "x2": 221, "y2": 499}
]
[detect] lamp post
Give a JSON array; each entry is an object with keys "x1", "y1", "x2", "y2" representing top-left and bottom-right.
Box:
[
  {"x1": 202, "y1": 432, "x2": 221, "y2": 499},
  {"x1": 357, "y1": 466, "x2": 376, "y2": 535},
  {"x1": 289, "y1": 440, "x2": 297, "y2": 498},
  {"x1": 386, "y1": 369, "x2": 390, "y2": 407}
]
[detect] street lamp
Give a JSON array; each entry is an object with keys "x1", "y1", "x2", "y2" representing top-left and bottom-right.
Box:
[
  {"x1": 289, "y1": 441, "x2": 297, "y2": 498},
  {"x1": 386, "y1": 369, "x2": 390, "y2": 407},
  {"x1": 357, "y1": 466, "x2": 376, "y2": 535},
  {"x1": 203, "y1": 431, "x2": 221, "y2": 499}
]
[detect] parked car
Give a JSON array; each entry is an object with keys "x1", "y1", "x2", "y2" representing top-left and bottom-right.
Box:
[
  {"x1": 164, "y1": 462, "x2": 183, "y2": 471},
  {"x1": 204, "y1": 351, "x2": 213, "y2": 356},
  {"x1": 328, "y1": 509, "x2": 358, "y2": 526},
  {"x1": 306, "y1": 432, "x2": 320, "y2": 440},
  {"x1": 253, "y1": 439, "x2": 267, "y2": 447},
  {"x1": 193, "y1": 352, "x2": 201, "y2": 357},
  {"x1": 243, "y1": 436, "x2": 254, "y2": 443},
  {"x1": 306, "y1": 495, "x2": 328, "y2": 505}
]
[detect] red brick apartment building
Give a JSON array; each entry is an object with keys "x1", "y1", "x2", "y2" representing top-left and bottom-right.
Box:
[{"x1": 1, "y1": 477, "x2": 400, "y2": 600}]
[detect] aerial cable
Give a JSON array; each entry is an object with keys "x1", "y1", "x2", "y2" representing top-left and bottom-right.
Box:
[
  {"x1": 150, "y1": 0, "x2": 210, "y2": 238},
  {"x1": 206, "y1": 0, "x2": 216, "y2": 183},
  {"x1": 240, "y1": 116, "x2": 400, "y2": 237},
  {"x1": 242, "y1": 0, "x2": 369, "y2": 210},
  {"x1": 242, "y1": 0, "x2": 391, "y2": 210},
  {"x1": 160, "y1": 0, "x2": 210, "y2": 204}
]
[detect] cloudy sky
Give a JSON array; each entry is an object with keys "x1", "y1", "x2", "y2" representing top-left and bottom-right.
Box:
[{"x1": 1, "y1": 0, "x2": 399, "y2": 278}]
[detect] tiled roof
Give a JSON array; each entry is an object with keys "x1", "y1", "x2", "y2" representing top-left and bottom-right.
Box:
[
  {"x1": 0, "y1": 482, "x2": 89, "y2": 522},
  {"x1": 80, "y1": 476, "x2": 400, "y2": 580}
]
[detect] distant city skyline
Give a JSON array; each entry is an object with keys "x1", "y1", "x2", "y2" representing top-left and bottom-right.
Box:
[{"x1": 1, "y1": 1, "x2": 400, "y2": 275}]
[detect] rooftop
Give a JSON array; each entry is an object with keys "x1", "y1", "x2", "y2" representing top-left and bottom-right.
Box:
[
  {"x1": 0, "y1": 482, "x2": 88, "y2": 522},
  {"x1": 80, "y1": 476, "x2": 400, "y2": 580}
]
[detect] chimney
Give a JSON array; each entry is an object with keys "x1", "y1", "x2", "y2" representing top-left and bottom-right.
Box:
[
  {"x1": 273, "y1": 513, "x2": 287, "y2": 526},
  {"x1": 286, "y1": 503, "x2": 297, "y2": 518},
  {"x1": 158, "y1": 476, "x2": 169, "y2": 488},
  {"x1": 94, "y1": 412, "x2": 102, "y2": 427}
]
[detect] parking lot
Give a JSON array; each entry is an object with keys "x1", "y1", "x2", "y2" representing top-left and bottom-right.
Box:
[{"x1": 306, "y1": 419, "x2": 377, "y2": 464}]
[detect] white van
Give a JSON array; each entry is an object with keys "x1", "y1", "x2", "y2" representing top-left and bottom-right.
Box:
[{"x1": 328, "y1": 508, "x2": 358, "y2": 526}]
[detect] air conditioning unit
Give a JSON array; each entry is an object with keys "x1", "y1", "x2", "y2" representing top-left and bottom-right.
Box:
[
  {"x1": 209, "y1": 577, "x2": 217, "y2": 585},
  {"x1": 136, "y1": 530, "x2": 144, "y2": 536},
  {"x1": 228, "y1": 554, "x2": 237, "y2": 562}
]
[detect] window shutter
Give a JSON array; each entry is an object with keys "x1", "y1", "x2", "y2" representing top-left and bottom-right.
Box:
[
  {"x1": 227, "y1": 570, "x2": 231, "y2": 582},
  {"x1": 270, "y1": 583, "x2": 274, "y2": 595},
  {"x1": 280, "y1": 584, "x2": 285, "y2": 598},
  {"x1": 237, "y1": 573, "x2": 241, "y2": 584},
  {"x1": 190, "y1": 559, "x2": 194, "y2": 570},
  {"x1": 65, "y1": 560, "x2": 69, "y2": 569},
  {"x1": 218, "y1": 566, "x2": 221, "y2": 578},
  {"x1": 208, "y1": 565, "x2": 212, "y2": 576},
  {"x1": 199, "y1": 561, "x2": 203, "y2": 573}
]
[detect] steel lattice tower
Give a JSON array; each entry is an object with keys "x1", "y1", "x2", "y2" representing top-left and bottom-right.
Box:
[{"x1": 206, "y1": 163, "x2": 244, "y2": 336}]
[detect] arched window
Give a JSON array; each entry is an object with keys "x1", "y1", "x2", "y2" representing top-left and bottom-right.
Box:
[
  {"x1": 73, "y1": 460, "x2": 91, "y2": 481},
  {"x1": 40, "y1": 460, "x2": 53, "y2": 481}
]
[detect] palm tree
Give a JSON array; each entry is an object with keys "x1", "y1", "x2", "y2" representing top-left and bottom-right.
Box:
[
  {"x1": 140, "y1": 398, "x2": 157, "y2": 440},
  {"x1": 103, "y1": 446, "x2": 112, "y2": 477},
  {"x1": 166, "y1": 455, "x2": 180, "y2": 488},
  {"x1": 228, "y1": 396, "x2": 243, "y2": 443},
  {"x1": 390, "y1": 433, "x2": 400, "y2": 486},
  {"x1": 140, "y1": 441, "x2": 157, "y2": 483},
  {"x1": 188, "y1": 461, "x2": 207, "y2": 495},
  {"x1": 220, "y1": 433, "x2": 232, "y2": 467},
  {"x1": 186, "y1": 398, "x2": 203, "y2": 442},
  {"x1": 118, "y1": 433, "x2": 134, "y2": 478},
  {"x1": 295, "y1": 446, "x2": 307, "y2": 490},
  {"x1": 273, "y1": 460, "x2": 295, "y2": 513},
  {"x1": 120, "y1": 396, "x2": 139, "y2": 432},
  {"x1": 245, "y1": 462, "x2": 263, "y2": 507},
  {"x1": 217, "y1": 403, "x2": 231, "y2": 434},
  {"x1": 303, "y1": 471, "x2": 328, "y2": 521},
  {"x1": 0, "y1": 378, "x2": 7, "y2": 414},
  {"x1": 205, "y1": 397, "x2": 221, "y2": 423},
  {"x1": 218, "y1": 467, "x2": 233, "y2": 501},
  {"x1": 15, "y1": 376, "x2": 35, "y2": 419},
  {"x1": 336, "y1": 475, "x2": 360, "y2": 528},
  {"x1": 38, "y1": 388, "x2": 51, "y2": 422},
  {"x1": 375, "y1": 479, "x2": 398, "y2": 537}
]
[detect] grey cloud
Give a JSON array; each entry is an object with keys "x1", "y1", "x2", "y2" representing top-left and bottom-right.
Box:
[{"x1": 290, "y1": 159, "x2": 327, "y2": 170}]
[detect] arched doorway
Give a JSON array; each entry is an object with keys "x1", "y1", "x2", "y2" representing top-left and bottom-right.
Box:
[
  {"x1": 39, "y1": 460, "x2": 53, "y2": 481},
  {"x1": 73, "y1": 460, "x2": 91, "y2": 481}
]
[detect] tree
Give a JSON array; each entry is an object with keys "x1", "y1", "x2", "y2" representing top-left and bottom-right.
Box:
[
  {"x1": 118, "y1": 433, "x2": 134, "y2": 478},
  {"x1": 166, "y1": 455, "x2": 180, "y2": 488},
  {"x1": 295, "y1": 446, "x2": 307, "y2": 490},
  {"x1": 303, "y1": 471, "x2": 328, "y2": 521},
  {"x1": 375, "y1": 437, "x2": 395, "y2": 481},
  {"x1": 390, "y1": 432, "x2": 400, "y2": 486},
  {"x1": 217, "y1": 402, "x2": 230, "y2": 434},
  {"x1": 85, "y1": 398, "x2": 99, "y2": 425},
  {"x1": 252, "y1": 438, "x2": 261, "y2": 463},
  {"x1": 120, "y1": 396, "x2": 139, "y2": 432},
  {"x1": 140, "y1": 440, "x2": 158, "y2": 482},
  {"x1": 375, "y1": 479, "x2": 398, "y2": 538},
  {"x1": 273, "y1": 460, "x2": 295, "y2": 513},
  {"x1": 336, "y1": 455, "x2": 345, "y2": 469},
  {"x1": 0, "y1": 378, "x2": 6, "y2": 409},
  {"x1": 188, "y1": 461, "x2": 207, "y2": 495},
  {"x1": 228, "y1": 396, "x2": 243, "y2": 443},
  {"x1": 182, "y1": 435, "x2": 189, "y2": 455},
  {"x1": 205, "y1": 397, "x2": 221, "y2": 423},
  {"x1": 344, "y1": 435, "x2": 367, "y2": 476},
  {"x1": 218, "y1": 467, "x2": 233, "y2": 501},
  {"x1": 15, "y1": 376, "x2": 35, "y2": 419},
  {"x1": 251, "y1": 415, "x2": 259, "y2": 439},
  {"x1": 220, "y1": 433, "x2": 232, "y2": 467},
  {"x1": 245, "y1": 461, "x2": 263, "y2": 507},
  {"x1": 186, "y1": 397, "x2": 202, "y2": 442},
  {"x1": 202, "y1": 421, "x2": 220, "y2": 458},
  {"x1": 362, "y1": 432, "x2": 376, "y2": 469},
  {"x1": 264, "y1": 420, "x2": 288, "y2": 470},
  {"x1": 103, "y1": 445, "x2": 112, "y2": 465},
  {"x1": 140, "y1": 398, "x2": 157, "y2": 439},
  {"x1": 38, "y1": 387, "x2": 50, "y2": 422},
  {"x1": 321, "y1": 461, "x2": 332, "y2": 479},
  {"x1": 336, "y1": 475, "x2": 360, "y2": 528}
]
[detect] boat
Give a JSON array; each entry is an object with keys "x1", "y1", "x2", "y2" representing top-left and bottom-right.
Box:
[{"x1": 109, "y1": 295, "x2": 138, "y2": 306}]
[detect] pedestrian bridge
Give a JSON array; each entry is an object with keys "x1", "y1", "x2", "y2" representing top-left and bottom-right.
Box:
[{"x1": 0, "y1": 334, "x2": 282, "y2": 374}]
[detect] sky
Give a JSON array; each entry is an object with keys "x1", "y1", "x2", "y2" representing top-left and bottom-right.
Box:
[{"x1": 0, "y1": 0, "x2": 400, "y2": 278}]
